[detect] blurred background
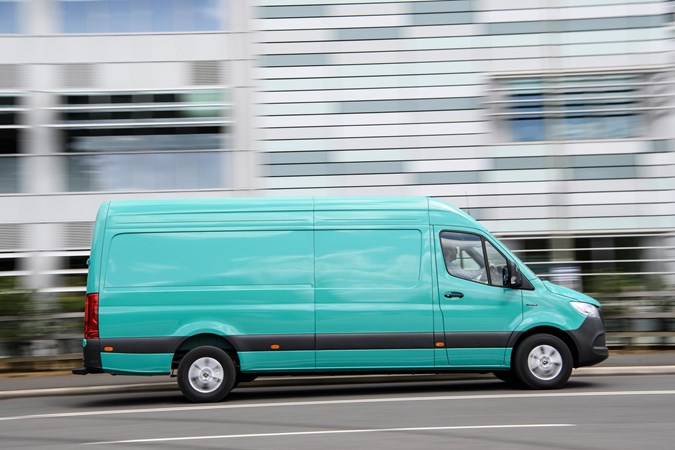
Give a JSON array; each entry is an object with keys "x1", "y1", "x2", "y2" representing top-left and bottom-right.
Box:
[{"x1": 0, "y1": 0, "x2": 673, "y2": 363}]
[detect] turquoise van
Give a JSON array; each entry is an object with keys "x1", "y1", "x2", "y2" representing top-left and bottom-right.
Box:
[{"x1": 73, "y1": 197, "x2": 607, "y2": 402}]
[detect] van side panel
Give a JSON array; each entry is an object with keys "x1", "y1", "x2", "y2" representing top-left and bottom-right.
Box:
[
  {"x1": 314, "y1": 200, "x2": 436, "y2": 369},
  {"x1": 98, "y1": 205, "x2": 316, "y2": 374}
]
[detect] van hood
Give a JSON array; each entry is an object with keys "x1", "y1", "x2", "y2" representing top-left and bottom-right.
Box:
[{"x1": 543, "y1": 281, "x2": 601, "y2": 307}]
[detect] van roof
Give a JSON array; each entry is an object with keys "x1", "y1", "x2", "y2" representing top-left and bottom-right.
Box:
[{"x1": 104, "y1": 196, "x2": 484, "y2": 229}]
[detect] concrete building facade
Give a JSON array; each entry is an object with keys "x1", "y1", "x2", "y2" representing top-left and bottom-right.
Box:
[{"x1": 0, "y1": 0, "x2": 673, "y2": 314}]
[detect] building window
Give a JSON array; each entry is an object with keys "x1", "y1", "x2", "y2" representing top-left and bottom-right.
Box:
[
  {"x1": 52, "y1": 89, "x2": 230, "y2": 192},
  {"x1": 0, "y1": 0, "x2": 21, "y2": 34},
  {"x1": 58, "y1": 0, "x2": 224, "y2": 34},
  {"x1": 491, "y1": 73, "x2": 650, "y2": 142},
  {"x1": 0, "y1": 93, "x2": 23, "y2": 193}
]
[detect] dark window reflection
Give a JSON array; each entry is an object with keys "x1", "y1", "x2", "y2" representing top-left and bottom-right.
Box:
[
  {"x1": 64, "y1": 127, "x2": 224, "y2": 152},
  {"x1": 0, "y1": 157, "x2": 18, "y2": 193},
  {"x1": 59, "y1": 90, "x2": 228, "y2": 191},
  {"x1": 505, "y1": 74, "x2": 643, "y2": 142}
]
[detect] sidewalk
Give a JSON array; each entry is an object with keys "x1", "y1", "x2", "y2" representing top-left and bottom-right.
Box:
[{"x1": 1, "y1": 350, "x2": 673, "y2": 399}]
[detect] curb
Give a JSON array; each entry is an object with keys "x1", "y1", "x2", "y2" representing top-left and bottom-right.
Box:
[{"x1": 2, "y1": 365, "x2": 675, "y2": 400}]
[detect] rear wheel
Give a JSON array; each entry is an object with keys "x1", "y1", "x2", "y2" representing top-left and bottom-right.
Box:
[
  {"x1": 514, "y1": 334, "x2": 573, "y2": 389},
  {"x1": 177, "y1": 346, "x2": 236, "y2": 402}
]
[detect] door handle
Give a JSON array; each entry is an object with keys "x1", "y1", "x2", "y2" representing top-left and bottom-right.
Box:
[{"x1": 444, "y1": 291, "x2": 464, "y2": 299}]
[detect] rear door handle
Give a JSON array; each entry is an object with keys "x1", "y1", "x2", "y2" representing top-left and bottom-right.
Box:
[{"x1": 444, "y1": 291, "x2": 464, "y2": 299}]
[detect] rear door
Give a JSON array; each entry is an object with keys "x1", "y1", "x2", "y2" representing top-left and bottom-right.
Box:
[{"x1": 433, "y1": 227, "x2": 523, "y2": 368}]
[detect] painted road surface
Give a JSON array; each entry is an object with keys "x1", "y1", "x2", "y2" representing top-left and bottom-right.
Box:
[{"x1": 1, "y1": 374, "x2": 674, "y2": 449}]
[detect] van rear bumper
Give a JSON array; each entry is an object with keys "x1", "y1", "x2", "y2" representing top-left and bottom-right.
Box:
[
  {"x1": 72, "y1": 338, "x2": 103, "y2": 375},
  {"x1": 568, "y1": 316, "x2": 609, "y2": 367}
]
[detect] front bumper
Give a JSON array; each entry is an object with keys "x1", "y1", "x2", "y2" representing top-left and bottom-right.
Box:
[{"x1": 568, "y1": 316, "x2": 609, "y2": 367}]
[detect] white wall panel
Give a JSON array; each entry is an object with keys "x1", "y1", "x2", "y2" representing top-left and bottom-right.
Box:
[
  {"x1": 260, "y1": 85, "x2": 483, "y2": 103},
  {"x1": 258, "y1": 29, "x2": 332, "y2": 43},
  {"x1": 259, "y1": 110, "x2": 482, "y2": 127},
  {"x1": 262, "y1": 173, "x2": 414, "y2": 189},
  {"x1": 408, "y1": 159, "x2": 490, "y2": 173},
  {"x1": 405, "y1": 24, "x2": 482, "y2": 38},
  {"x1": 564, "y1": 190, "x2": 666, "y2": 205},
  {"x1": 476, "y1": 0, "x2": 548, "y2": 11},
  {"x1": 477, "y1": 8, "x2": 551, "y2": 23},
  {"x1": 557, "y1": 28, "x2": 666, "y2": 44},
  {"x1": 335, "y1": 48, "x2": 477, "y2": 64},
  {"x1": 262, "y1": 121, "x2": 487, "y2": 140},
  {"x1": 261, "y1": 39, "x2": 402, "y2": 55},
  {"x1": 257, "y1": 66, "x2": 333, "y2": 79},
  {"x1": 561, "y1": 140, "x2": 647, "y2": 155},
  {"x1": 331, "y1": 3, "x2": 407, "y2": 16},
  {"x1": 558, "y1": 3, "x2": 665, "y2": 20},
  {"x1": 256, "y1": 15, "x2": 408, "y2": 31}
]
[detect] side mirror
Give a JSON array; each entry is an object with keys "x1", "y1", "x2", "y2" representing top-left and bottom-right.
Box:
[{"x1": 503, "y1": 260, "x2": 522, "y2": 288}]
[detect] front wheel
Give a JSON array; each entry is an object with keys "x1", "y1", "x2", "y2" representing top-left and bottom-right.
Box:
[
  {"x1": 177, "y1": 346, "x2": 236, "y2": 402},
  {"x1": 514, "y1": 334, "x2": 573, "y2": 389}
]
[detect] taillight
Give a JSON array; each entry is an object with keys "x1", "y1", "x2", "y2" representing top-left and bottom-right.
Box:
[{"x1": 84, "y1": 293, "x2": 99, "y2": 339}]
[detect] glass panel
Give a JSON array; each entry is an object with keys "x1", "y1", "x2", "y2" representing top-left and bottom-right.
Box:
[
  {"x1": 150, "y1": 0, "x2": 172, "y2": 32},
  {"x1": 0, "y1": 156, "x2": 18, "y2": 193},
  {"x1": 193, "y1": 0, "x2": 221, "y2": 31},
  {"x1": 60, "y1": 90, "x2": 228, "y2": 191},
  {"x1": 60, "y1": 0, "x2": 89, "y2": 33},
  {"x1": 68, "y1": 151, "x2": 223, "y2": 191},
  {"x1": 0, "y1": 128, "x2": 19, "y2": 154},
  {"x1": 65, "y1": 129, "x2": 222, "y2": 152},
  {"x1": 88, "y1": 0, "x2": 108, "y2": 33},
  {"x1": 505, "y1": 74, "x2": 644, "y2": 142},
  {"x1": 130, "y1": 0, "x2": 152, "y2": 32},
  {"x1": 0, "y1": 95, "x2": 17, "y2": 106},
  {"x1": 108, "y1": 0, "x2": 132, "y2": 33},
  {"x1": 440, "y1": 231, "x2": 487, "y2": 284},
  {"x1": 0, "y1": 1, "x2": 19, "y2": 34},
  {"x1": 58, "y1": 0, "x2": 223, "y2": 33},
  {"x1": 485, "y1": 241, "x2": 508, "y2": 287}
]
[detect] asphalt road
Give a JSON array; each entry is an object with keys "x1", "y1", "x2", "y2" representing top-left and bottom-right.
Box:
[{"x1": 1, "y1": 374, "x2": 674, "y2": 449}]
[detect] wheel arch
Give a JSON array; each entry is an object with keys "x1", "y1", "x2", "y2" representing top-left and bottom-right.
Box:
[
  {"x1": 172, "y1": 333, "x2": 240, "y2": 371},
  {"x1": 510, "y1": 326, "x2": 579, "y2": 368}
]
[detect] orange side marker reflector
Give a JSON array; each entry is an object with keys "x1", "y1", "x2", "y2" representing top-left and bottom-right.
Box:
[
  {"x1": 270, "y1": 344, "x2": 280, "y2": 350},
  {"x1": 435, "y1": 342, "x2": 445, "y2": 348},
  {"x1": 103, "y1": 346, "x2": 114, "y2": 352}
]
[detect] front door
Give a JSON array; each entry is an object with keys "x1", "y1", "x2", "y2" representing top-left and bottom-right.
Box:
[{"x1": 433, "y1": 227, "x2": 523, "y2": 368}]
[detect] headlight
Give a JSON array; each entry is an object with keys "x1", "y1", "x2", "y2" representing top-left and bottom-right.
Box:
[{"x1": 570, "y1": 301, "x2": 600, "y2": 318}]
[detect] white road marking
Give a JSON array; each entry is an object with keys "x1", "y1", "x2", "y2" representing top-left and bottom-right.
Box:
[
  {"x1": 2, "y1": 366, "x2": 675, "y2": 400},
  {"x1": 1, "y1": 389, "x2": 674, "y2": 423},
  {"x1": 83, "y1": 424, "x2": 575, "y2": 446}
]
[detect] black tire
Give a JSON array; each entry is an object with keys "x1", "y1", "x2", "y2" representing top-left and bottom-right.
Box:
[
  {"x1": 492, "y1": 370, "x2": 520, "y2": 385},
  {"x1": 177, "y1": 346, "x2": 236, "y2": 402},
  {"x1": 514, "y1": 334, "x2": 573, "y2": 389}
]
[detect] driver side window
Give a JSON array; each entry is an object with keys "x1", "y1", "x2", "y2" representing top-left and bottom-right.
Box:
[
  {"x1": 440, "y1": 231, "x2": 487, "y2": 284},
  {"x1": 440, "y1": 231, "x2": 509, "y2": 287}
]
